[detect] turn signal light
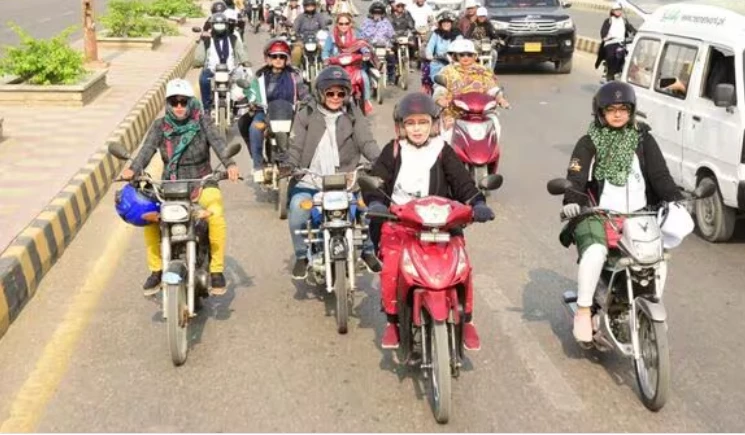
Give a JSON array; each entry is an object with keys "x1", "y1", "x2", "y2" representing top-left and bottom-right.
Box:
[
  {"x1": 195, "y1": 209, "x2": 213, "y2": 220},
  {"x1": 357, "y1": 197, "x2": 366, "y2": 208},
  {"x1": 142, "y1": 212, "x2": 160, "y2": 223},
  {"x1": 299, "y1": 199, "x2": 314, "y2": 210}
]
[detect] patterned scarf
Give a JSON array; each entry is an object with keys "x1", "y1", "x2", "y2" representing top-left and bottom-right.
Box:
[
  {"x1": 163, "y1": 98, "x2": 203, "y2": 180},
  {"x1": 588, "y1": 121, "x2": 640, "y2": 186}
]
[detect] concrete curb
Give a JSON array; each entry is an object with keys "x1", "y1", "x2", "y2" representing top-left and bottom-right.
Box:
[
  {"x1": 576, "y1": 35, "x2": 602, "y2": 55},
  {"x1": 0, "y1": 40, "x2": 198, "y2": 341}
]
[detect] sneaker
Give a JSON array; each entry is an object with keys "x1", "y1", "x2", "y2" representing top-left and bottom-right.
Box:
[
  {"x1": 292, "y1": 258, "x2": 309, "y2": 280},
  {"x1": 210, "y1": 273, "x2": 227, "y2": 296},
  {"x1": 463, "y1": 322, "x2": 481, "y2": 351},
  {"x1": 363, "y1": 100, "x2": 374, "y2": 115},
  {"x1": 253, "y1": 170, "x2": 265, "y2": 184},
  {"x1": 142, "y1": 271, "x2": 162, "y2": 297},
  {"x1": 360, "y1": 251, "x2": 382, "y2": 273},
  {"x1": 573, "y1": 310, "x2": 593, "y2": 343},
  {"x1": 381, "y1": 323, "x2": 400, "y2": 349}
]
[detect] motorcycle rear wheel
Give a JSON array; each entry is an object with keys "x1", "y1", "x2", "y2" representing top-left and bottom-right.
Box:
[
  {"x1": 166, "y1": 282, "x2": 189, "y2": 366},
  {"x1": 429, "y1": 320, "x2": 452, "y2": 424},
  {"x1": 399, "y1": 55, "x2": 408, "y2": 90},
  {"x1": 334, "y1": 259, "x2": 349, "y2": 334},
  {"x1": 633, "y1": 311, "x2": 670, "y2": 411},
  {"x1": 277, "y1": 176, "x2": 289, "y2": 220}
]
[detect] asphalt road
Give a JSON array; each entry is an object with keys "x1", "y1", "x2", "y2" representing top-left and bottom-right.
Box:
[
  {"x1": 0, "y1": 0, "x2": 109, "y2": 47},
  {"x1": 1, "y1": 9, "x2": 744, "y2": 434}
]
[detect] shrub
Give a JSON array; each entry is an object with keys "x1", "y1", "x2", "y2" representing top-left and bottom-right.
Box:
[
  {"x1": 101, "y1": 0, "x2": 175, "y2": 38},
  {"x1": 147, "y1": 0, "x2": 204, "y2": 18},
  {"x1": 0, "y1": 23, "x2": 85, "y2": 85}
]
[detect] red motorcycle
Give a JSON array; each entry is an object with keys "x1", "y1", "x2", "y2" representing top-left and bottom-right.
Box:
[
  {"x1": 359, "y1": 173, "x2": 503, "y2": 424},
  {"x1": 448, "y1": 92, "x2": 504, "y2": 190},
  {"x1": 325, "y1": 40, "x2": 377, "y2": 112}
]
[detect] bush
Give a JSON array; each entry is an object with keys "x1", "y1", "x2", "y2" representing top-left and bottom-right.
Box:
[
  {"x1": 0, "y1": 23, "x2": 85, "y2": 85},
  {"x1": 147, "y1": 0, "x2": 204, "y2": 18},
  {"x1": 101, "y1": 0, "x2": 177, "y2": 37}
]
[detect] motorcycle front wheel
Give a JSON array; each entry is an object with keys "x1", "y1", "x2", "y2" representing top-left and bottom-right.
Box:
[
  {"x1": 166, "y1": 282, "x2": 189, "y2": 366},
  {"x1": 277, "y1": 176, "x2": 289, "y2": 220},
  {"x1": 334, "y1": 259, "x2": 349, "y2": 334},
  {"x1": 428, "y1": 320, "x2": 452, "y2": 424},
  {"x1": 218, "y1": 107, "x2": 228, "y2": 139},
  {"x1": 633, "y1": 310, "x2": 670, "y2": 411}
]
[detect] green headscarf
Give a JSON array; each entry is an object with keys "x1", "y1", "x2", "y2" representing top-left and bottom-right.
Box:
[
  {"x1": 587, "y1": 121, "x2": 640, "y2": 186},
  {"x1": 163, "y1": 98, "x2": 203, "y2": 179}
]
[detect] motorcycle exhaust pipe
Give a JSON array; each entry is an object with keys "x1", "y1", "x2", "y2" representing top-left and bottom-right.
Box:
[{"x1": 562, "y1": 290, "x2": 579, "y2": 318}]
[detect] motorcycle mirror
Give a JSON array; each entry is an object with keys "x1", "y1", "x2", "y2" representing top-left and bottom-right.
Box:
[
  {"x1": 108, "y1": 142, "x2": 131, "y2": 160},
  {"x1": 478, "y1": 174, "x2": 503, "y2": 191},
  {"x1": 236, "y1": 78, "x2": 251, "y2": 88},
  {"x1": 547, "y1": 178, "x2": 572, "y2": 195},
  {"x1": 223, "y1": 142, "x2": 242, "y2": 159},
  {"x1": 693, "y1": 182, "x2": 717, "y2": 199},
  {"x1": 358, "y1": 175, "x2": 383, "y2": 193},
  {"x1": 192, "y1": 26, "x2": 203, "y2": 33},
  {"x1": 433, "y1": 74, "x2": 446, "y2": 87}
]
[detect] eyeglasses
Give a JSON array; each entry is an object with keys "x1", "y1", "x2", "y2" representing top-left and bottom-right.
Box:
[
  {"x1": 325, "y1": 90, "x2": 347, "y2": 99},
  {"x1": 337, "y1": 21, "x2": 351, "y2": 26},
  {"x1": 269, "y1": 53, "x2": 288, "y2": 59},
  {"x1": 168, "y1": 97, "x2": 189, "y2": 108},
  {"x1": 604, "y1": 105, "x2": 631, "y2": 115}
]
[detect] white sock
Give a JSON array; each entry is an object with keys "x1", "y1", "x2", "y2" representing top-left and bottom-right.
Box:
[{"x1": 577, "y1": 244, "x2": 608, "y2": 308}]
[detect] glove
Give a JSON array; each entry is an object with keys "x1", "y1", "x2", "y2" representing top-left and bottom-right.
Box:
[
  {"x1": 367, "y1": 201, "x2": 388, "y2": 215},
  {"x1": 562, "y1": 203, "x2": 581, "y2": 219},
  {"x1": 472, "y1": 202, "x2": 495, "y2": 223}
]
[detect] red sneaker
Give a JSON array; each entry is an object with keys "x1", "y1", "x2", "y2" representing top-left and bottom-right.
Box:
[
  {"x1": 381, "y1": 323, "x2": 400, "y2": 349},
  {"x1": 463, "y1": 322, "x2": 481, "y2": 351}
]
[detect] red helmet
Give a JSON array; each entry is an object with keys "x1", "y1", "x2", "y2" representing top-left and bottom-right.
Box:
[{"x1": 264, "y1": 39, "x2": 291, "y2": 57}]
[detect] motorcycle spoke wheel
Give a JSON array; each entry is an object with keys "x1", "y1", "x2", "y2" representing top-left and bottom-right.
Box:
[
  {"x1": 334, "y1": 259, "x2": 349, "y2": 334},
  {"x1": 166, "y1": 283, "x2": 189, "y2": 366},
  {"x1": 633, "y1": 311, "x2": 670, "y2": 411},
  {"x1": 429, "y1": 320, "x2": 452, "y2": 424}
]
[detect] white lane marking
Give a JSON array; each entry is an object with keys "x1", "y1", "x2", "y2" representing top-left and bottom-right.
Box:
[
  {"x1": 62, "y1": 11, "x2": 74, "y2": 16},
  {"x1": 38, "y1": 17, "x2": 52, "y2": 23},
  {"x1": 474, "y1": 273, "x2": 585, "y2": 412}
]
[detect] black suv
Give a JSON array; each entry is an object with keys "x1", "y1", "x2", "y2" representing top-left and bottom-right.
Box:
[{"x1": 485, "y1": 0, "x2": 576, "y2": 73}]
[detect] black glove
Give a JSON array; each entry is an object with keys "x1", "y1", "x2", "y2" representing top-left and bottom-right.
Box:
[
  {"x1": 472, "y1": 201, "x2": 495, "y2": 223},
  {"x1": 367, "y1": 201, "x2": 388, "y2": 216}
]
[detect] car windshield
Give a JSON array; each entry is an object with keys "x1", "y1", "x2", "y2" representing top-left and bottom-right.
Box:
[{"x1": 484, "y1": 0, "x2": 559, "y2": 7}]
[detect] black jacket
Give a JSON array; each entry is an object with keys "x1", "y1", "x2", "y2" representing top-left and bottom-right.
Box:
[
  {"x1": 365, "y1": 139, "x2": 484, "y2": 206},
  {"x1": 594, "y1": 16, "x2": 636, "y2": 69},
  {"x1": 390, "y1": 11, "x2": 415, "y2": 33},
  {"x1": 466, "y1": 21, "x2": 498, "y2": 41},
  {"x1": 563, "y1": 122, "x2": 683, "y2": 208}
]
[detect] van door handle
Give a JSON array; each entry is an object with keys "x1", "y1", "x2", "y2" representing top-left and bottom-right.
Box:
[
  {"x1": 677, "y1": 111, "x2": 682, "y2": 130},
  {"x1": 637, "y1": 110, "x2": 647, "y2": 119},
  {"x1": 692, "y1": 115, "x2": 702, "y2": 122}
]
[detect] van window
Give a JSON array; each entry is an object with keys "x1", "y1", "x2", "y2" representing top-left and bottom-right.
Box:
[
  {"x1": 627, "y1": 38, "x2": 661, "y2": 89},
  {"x1": 700, "y1": 46, "x2": 736, "y2": 102},
  {"x1": 654, "y1": 42, "x2": 698, "y2": 100}
]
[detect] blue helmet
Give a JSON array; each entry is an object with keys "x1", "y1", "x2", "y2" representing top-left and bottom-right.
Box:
[{"x1": 115, "y1": 184, "x2": 160, "y2": 227}]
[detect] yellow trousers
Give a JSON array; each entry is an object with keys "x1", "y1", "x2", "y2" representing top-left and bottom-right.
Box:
[{"x1": 144, "y1": 187, "x2": 227, "y2": 274}]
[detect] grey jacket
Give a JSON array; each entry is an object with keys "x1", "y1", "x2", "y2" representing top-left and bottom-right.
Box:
[
  {"x1": 288, "y1": 99, "x2": 380, "y2": 171},
  {"x1": 293, "y1": 12, "x2": 329, "y2": 37}
]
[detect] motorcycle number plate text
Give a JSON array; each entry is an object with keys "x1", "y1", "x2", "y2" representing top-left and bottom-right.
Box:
[{"x1": 330, "y1": 236, "x2": 348, "y2": 260}]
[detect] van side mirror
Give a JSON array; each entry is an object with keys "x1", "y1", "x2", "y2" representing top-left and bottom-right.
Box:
[{"x1": 713, "y1": 83, "x2": 736, "y2": 109}]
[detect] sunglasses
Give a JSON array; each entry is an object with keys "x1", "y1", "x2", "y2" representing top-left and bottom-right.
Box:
[
  {"x1": 269, "y1": 53, "x2": 288, "y2": 60},
  {"x1": 458, "y1": 53, "x2": 476, "y2": 58},
  {"x1": 168, "y1": 97, "x2": 190, "y2": 108},
  {"x1": 337, "y1": 21, "x2": 351, "y2": 26},
  {"x1": 325, "y1": 90, "x2": 347, "y2": 99}
]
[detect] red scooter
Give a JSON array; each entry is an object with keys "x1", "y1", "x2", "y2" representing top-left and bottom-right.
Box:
[
  {"x1": 359, "y1": 173, "x2": 503, "y2": 424},
  {"x1": 325, "y1": 40, "x2": 377, "y2": 112}
]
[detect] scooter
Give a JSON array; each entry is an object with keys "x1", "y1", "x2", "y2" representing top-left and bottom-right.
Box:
[{"x1": 358, "y1": 173, "x2": 503, "y2": 424}]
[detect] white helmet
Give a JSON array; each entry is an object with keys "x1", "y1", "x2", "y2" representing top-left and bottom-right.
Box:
[
  {"x1": 394, "y1": 0, "x2": 407, "y2": 5},
  {"x1": 464, "y1": 0, "x2": 479, "y2": 9},
  {"x1": 166, "y1": 79, "x2": 195, "y2": 99},
  {"x1": 658, "y1": 203, "x2": 694, "y2": 249},
  {"x1": 448, "y1": 38, "x2": 476, "y2": 55},
  {"x1": 476, "y1": 6, "x2": 487, "y2": 16},
  {"x1": 611, "y1": 1, "x2": 622, "y2": 10}
]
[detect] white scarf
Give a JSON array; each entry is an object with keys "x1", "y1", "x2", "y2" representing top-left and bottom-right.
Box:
[
  {"x1": 392, "y1": 137, "x2": 445, "y2": 204},
  {"x1": 299, "y1": 105, "x2": 343, "y2": 188},
  {"x1": 606, "y1": 16, "x2": 626, "y2": 45},
  {"x1": 207, "y1": 36, "x2": 235, "y2": 72}
]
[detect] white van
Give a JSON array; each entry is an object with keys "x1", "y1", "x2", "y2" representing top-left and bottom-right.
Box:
[{"x1": 621, "y1": 0, "x2": 744, "y2": 242}]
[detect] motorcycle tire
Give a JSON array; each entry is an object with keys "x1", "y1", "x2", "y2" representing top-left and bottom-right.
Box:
[
  {"x1": 218, "y1": 107, "x2": 228, "y2": 139},
  {"x1": 429, "y1": 320, "x2": 452, "y2": 424},
  {"x1": 334, "y1": 259, "x2": 349, "y2": 334},
  {"x1": 277, "y1": 176, "x2": 289, "y2": 220},
  {"x1": 166, "y1": 281, "x2": 189, "y2": 366},
  {"x1": 400, "y1": 55, "x2": 408, "y2": 90},
  {"x1": 633, "y1": 310, "x2": 670, "y2": 412}
]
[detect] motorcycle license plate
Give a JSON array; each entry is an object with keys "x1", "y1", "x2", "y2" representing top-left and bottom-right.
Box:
[
  {"x1": 305, "y1": 43, "x2": 317, "y2": 51},
  {"x1": 524, "y1": 42, "x2": 542, "y2": 52},
  {"x1": 214, "y1": 71, "x2": 230, "y2": 83},
  {"x1": 375, "y1": 48, "x2": 387, "y2": 57},
  {"x1": 397, "y1": 37, "x2": 409, "y2": 44}
]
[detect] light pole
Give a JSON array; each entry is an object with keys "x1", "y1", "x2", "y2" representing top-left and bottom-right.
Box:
[{"x1": 82, "y1": 0, "x2": 101, "y2": 64}]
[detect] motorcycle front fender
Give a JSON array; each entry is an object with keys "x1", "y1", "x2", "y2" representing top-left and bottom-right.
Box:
[
  {"x1": 419, "y1": 289, "x2": 452, "y2": 323},
  {"x1": 163, "y1": 260, "x2": 188, "y2": 285},
  {"x1": 635, "y1": 297, "x2": 667, "y2": 322}
]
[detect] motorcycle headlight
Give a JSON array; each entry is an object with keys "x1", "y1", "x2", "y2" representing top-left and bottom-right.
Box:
[
  {"x1": 397, "y1": 37, "x2": 409, "y2": 44},
  {"x1": 460, "y1": 120, "x2": 489, "y2": 141},
  {"x1": 414, "y1": 203, "x2": 451, "y2": 227},
  {"x1": 171, "y1": 224, "x2": 188, "y2": 236},
  {"x1": 214, "y1": 71, "x2": 231, "y2": 83},
  {"x1": 481, "y1": 43, "x2": 491, "y2": 51},
  {"x1": 375, "y1": 47, "x2": 387, "y2": 57},
  {"x1": 556, "y1": 18, "x2": 574, "y2": 29},
  {"x1": 161, "y1": 204, "x2": 189, "y2": 223},
  {"x1": 632, "y1": 240, "x2": 663, "y2": 263},
  {"x1": 322, "y1": 191, "x2": 349, "y2": 211},
  {"x1": 305, "y1": 42, "x2": 317, "y2": 50}
]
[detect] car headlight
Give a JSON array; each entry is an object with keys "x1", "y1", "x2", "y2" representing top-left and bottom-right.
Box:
[
  {"x1": 491, "y1": 20, "x2": 509, "y2": 30},
  {"x1": 556, "y1": 18, "x2": 574, "y2": 29},
  {"x1": 161, "y1": 204, "x2": 189, "y2": 223}
]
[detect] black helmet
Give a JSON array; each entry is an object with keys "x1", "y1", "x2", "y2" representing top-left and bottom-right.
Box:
[
  {"x1": 394, "y1": 92, "x2": 440, "y2": 123},
  {"x1": 211, "y1": 0, "x2": 227, "y2": 13},
  {"x1": 369, "y1": 1, "x2": 386, "y2": 15},
  {"x1": 211, "y1": 12, "x2": 229, "y2": 35},
  {"x1": 224, "y1": 0, "x2": 235, "y2": 7},
  {"x1": 303, "y1": 0, "x2": 316, "y2": 7},
  {"x1": 315, "y1": 66, "x2": 352, "y2": 98},
  {"x1": 593, "y1": 80, "x2": 636, "y2": 125}
]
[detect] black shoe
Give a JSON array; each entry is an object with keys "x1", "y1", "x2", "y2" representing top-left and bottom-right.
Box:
[
  {"x1": 361, "y1": 252, "x2": 382, "y2": 273},
  {"x1": 292, "y1": 258, "x2": 309, "y2": 280},
  {"x1": 210, "y1": 273, "x2": 227, "y2": 296},
  {"x1": 143, "y1": 271, "x2": 162, "y2": 297}
]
